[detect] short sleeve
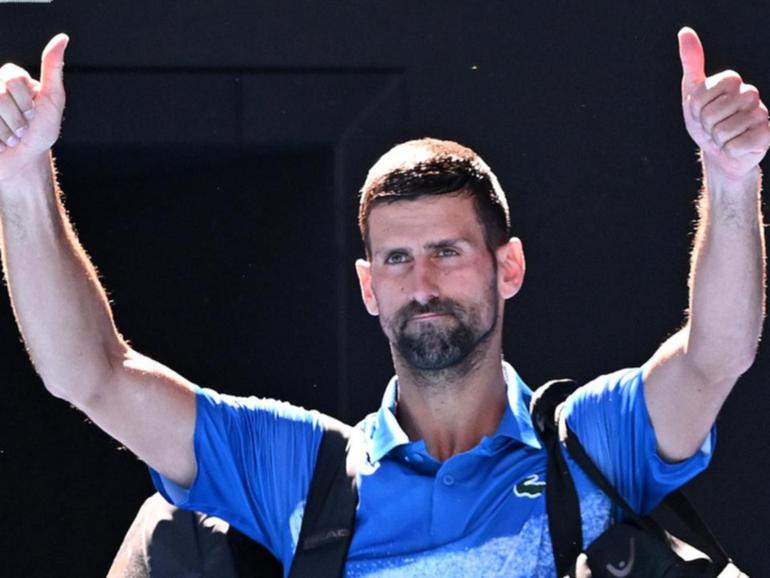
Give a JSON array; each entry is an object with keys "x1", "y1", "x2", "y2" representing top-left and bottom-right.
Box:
[
  {"x1": 149, "y1": 386, "x2": 325, "y2": 564},
  {"x1": 562, "y1": 367, "x2": 715, "y2": 514}
]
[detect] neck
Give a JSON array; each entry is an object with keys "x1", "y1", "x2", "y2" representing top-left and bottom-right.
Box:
[{"x1": 392, "y1": 339, "x2": 508, "y2": 462}]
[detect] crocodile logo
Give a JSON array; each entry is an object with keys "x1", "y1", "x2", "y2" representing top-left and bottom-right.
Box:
[
  {"x1": 513, "y1": 474, "x2": 546, "y2": 498},
  {"x1": 606, "y1": 536, "x2": 636, "y2": 577}
]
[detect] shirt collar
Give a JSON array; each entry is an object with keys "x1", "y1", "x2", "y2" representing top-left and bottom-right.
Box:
[{"x1": 366, "y1": 361, "x2": 541, "y2": 463}]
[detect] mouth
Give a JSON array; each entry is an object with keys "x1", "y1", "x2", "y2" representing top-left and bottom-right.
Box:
[{"x1": 409, "y1": 312, "x2": 449, "y2": 322}]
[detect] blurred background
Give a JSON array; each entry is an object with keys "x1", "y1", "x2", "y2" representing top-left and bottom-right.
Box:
[{"x1": 1, "y1": 1, "x2": 769, "y2": 575}]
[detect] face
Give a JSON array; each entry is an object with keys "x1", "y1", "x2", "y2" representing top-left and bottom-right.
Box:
[{"x1": 356, "y1": 194, "x2": 525, "y2": 372}]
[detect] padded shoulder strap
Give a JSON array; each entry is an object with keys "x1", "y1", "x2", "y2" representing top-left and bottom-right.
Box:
[
  {"x1": 531, "y1": 379, "x2": 584, "y2": 578},
  {"x1": 288, "y1": 423, "x2": 360, "y2": 578}
]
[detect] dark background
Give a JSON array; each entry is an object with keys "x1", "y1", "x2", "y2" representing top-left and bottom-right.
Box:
[{"x1": 1, "y1": 1, "x2": 769, "y2": 575}]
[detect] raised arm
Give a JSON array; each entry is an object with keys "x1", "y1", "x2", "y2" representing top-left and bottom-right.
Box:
[
  {"x1": 643, "y1": 28, "x2": 770, "y2": 461},
  {"x1": 0, "y1": 36, "x2": 197, "y2": 486}
]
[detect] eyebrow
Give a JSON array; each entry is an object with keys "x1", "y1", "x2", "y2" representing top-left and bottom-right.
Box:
[{"x1": 425, "y1": 238, "x2": 469, "y2": 250}]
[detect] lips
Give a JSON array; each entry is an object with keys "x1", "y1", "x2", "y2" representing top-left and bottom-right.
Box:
[
  {"x1": 396, "y1": 300, "x2": 461, "y2": 331},
  {"x1": 410, "y1": 313, "x2": 448, "y2": 321}
]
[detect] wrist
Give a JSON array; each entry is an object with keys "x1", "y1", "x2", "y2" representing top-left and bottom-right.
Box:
[
  {"x1": 0, "y1": 152, "x2": 55, "y2": 201},
  {"x1": 701, "y1": 153, "x2": 761, "y2": 200}
]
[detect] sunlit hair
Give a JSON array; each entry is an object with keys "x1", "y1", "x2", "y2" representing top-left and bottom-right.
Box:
[{"x1": 358, "y1": 138, "x2": 511, "y2": 258}]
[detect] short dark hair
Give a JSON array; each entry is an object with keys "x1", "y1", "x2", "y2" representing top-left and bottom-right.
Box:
[{"x1": 358, "y1": 138, "x2": 511, "y2": 258}]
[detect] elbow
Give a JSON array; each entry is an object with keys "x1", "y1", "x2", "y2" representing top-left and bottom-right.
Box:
[
  {"x1": 41, "y1": 377, "x2": 77, "y2": 403},
  {"x1": 725, "y1": 345, "x2": 759, "y2": 377},
  {"x1": 34, "y1": 358, "x2": 82, "y2": 403},
  {"x1": 40, "y1": 368, "x2": 111, "y2": 408},
  {"x1": 38, "y1": 340, "x2": 130, "y2": 408},
  {"x1": 684, "y1": 320, "x2": 761, "y2": 382},
  {"x1": 688, "y1": 342, "x2": 758, "y2": 383}
]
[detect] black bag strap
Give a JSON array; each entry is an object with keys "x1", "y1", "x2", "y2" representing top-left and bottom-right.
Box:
[
  {"x1": 662, "y1": 491, "x2": 730, "y2": 567},
  {"x1": 288, "y1": 425, "x2": 359, "y2": 578},
  {"x1": 531, "y1": 379, "x2": 584, "y2": 578},
  {"x1": 563, "y1": 425, "x2": 731, "y2": 570},
  {"x1": 563, "y1": 426, "x2": 652, "y2": 529}
]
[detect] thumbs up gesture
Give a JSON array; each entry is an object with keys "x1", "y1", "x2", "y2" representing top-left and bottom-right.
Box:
[
  {"x1": 679, "y1": 27, "x2": 770, "y2": 180},
  {"x1": 0, "y1": 34, "x2": 69, "y2": 181}
]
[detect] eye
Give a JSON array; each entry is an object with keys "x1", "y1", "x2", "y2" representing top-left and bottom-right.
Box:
[
  {"x1": 436, "y1": 246, "x2": 460, "y2": 257},
  {"x1": 385, "y1": 251, "x2": 410, "y2": 265}
]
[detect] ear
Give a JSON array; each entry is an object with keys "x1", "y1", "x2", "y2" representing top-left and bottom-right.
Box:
[
  {"x1": 355, "y1": 258, "x2": 380, "y2": 316},
  {"x1": 496, "y1": 237, "x2": 525, "y2": 300}
]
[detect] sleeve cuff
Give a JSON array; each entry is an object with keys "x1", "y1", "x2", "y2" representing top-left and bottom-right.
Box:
[{"x1": 149, "y1": 467, "x2": 195, "y2": 507}]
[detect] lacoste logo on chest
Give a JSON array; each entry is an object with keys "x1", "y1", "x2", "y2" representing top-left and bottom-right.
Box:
[{"x1": 513, "y1": 474, "x2": 546, "y2": 498}]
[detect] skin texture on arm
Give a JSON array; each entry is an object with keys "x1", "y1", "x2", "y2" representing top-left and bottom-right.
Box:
[
  {"x1": 643, "y1": 28, "x2": 770, "y2": 461},
  {"x1": 0, "y1": 35, "x2": 197, "y2": 486}
]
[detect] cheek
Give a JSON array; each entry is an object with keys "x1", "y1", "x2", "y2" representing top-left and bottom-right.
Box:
[
  {"x1": 369, "y1": 281, "x2": 402, "y2": 320},
  {"x1": 371, "y1": 273, "x2": 410, "y2": 303},
  {"x1": 455, "y1": 269, "x2": 497, "y2": 299}
]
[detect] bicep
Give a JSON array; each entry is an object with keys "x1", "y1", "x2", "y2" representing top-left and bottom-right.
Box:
[
  {"x1": 643, "y1": 326, "x2": 735, "y2": 461},
  {"x1": 79, "y1": 348, "x2": 197, "y2": 487}
]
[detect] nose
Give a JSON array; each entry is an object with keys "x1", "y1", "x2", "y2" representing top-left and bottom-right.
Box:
[{"x1": 410, "y1": 257, "x2": 440, "y2": 306}]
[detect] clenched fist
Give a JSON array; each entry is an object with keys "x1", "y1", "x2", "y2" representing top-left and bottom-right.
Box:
[
  {"x1": 0, "y1": 34, "x2": 68, "y2": 182},
  {"x1": 679, "y1": 27, "x2": 770, "y2": 180}
]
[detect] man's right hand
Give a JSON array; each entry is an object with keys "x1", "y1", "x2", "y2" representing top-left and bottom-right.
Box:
[
  {"x1": 0, "y1": 33, "x2": 198, "y2": 488},
  {"x1": 0, "y1": 34, "x2": 68, "y2": 182}
]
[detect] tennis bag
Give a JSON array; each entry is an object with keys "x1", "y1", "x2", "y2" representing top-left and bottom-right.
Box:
[{"x1": 532, "y1": 378, "x2": 746, "y2": 578}]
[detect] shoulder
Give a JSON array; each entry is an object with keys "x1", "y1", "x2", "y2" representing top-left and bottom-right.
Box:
[
  {"x1": 562, "y1": 367, "x2": 645, "y2": 420},
  {"x1": 192, "y1": 386, "x2": 330, "y2": 448},
  {"x1": 196, "y1": 386, "x2": 324, "y2": 423}
]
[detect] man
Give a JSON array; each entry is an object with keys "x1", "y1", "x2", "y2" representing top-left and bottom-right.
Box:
[{"x1": 0, "y1": 27, "x2": 767, "y2": 576}]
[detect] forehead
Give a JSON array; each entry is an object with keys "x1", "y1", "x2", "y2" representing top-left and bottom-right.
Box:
[{"x1": 367, "y1": 194, "x2": 485, "y2": 248}]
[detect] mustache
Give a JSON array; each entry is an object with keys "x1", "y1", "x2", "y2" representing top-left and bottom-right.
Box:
[{"x1": 396, "y1": 299, "x2": 462, "y2": 329}]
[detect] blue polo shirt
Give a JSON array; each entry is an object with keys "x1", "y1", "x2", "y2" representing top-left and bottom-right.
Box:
[{"x1": 150, "y1": 363, "x2": 714, "y2": 578}]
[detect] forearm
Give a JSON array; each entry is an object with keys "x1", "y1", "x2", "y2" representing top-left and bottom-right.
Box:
[
  {"x1": 685, "y1": 161, "x2": 766, "y2": 379},
  {"x1": 0, "y1": 153, "x2": 127, "y2": 402},
  {"x1": 642, "y1": 28, "x2": 770, "y2": 460}
]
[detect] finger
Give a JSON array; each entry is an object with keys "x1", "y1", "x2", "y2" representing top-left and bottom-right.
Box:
[
  {"x1": 39, "y1": 33, "x2": 69, "y2": 103},
  {"x1": 0, "y1": 85, "x2": 29, "y2": 142},
  {"x1": 0, "y1": 115, "x2": 21, "y2": 148},
  {"x1": 700, "y1": 83, "x2": 759, "y2": 133},
  {"x1": 574, "y1": 553, "x2": 592, "y2": 578},
  {"x1": 678, "y1": 27, "x2": 706, "y2": 89},
  {"x1": 689, "y1": 70, "x2": 742, "y2": 122},
  {"x1": 711, "y1": 108, "x2": 767, "y2": 148},
  {"x1": 0, "y1": 62, "x2": 35, "y2": 121},
  {"x1": 723, "y1": 121, "x2": 770, "y2": 157},
  {"x1": 6, "y1": 76, "x2": 36, "y2": 120}
]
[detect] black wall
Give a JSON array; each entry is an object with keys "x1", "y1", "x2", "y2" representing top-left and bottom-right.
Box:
[{"x1": 1, "y1": 2, "x2": 769, "y2": 575}]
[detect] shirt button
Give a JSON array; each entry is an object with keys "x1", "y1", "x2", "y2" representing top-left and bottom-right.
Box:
[
  {"x1": 442, "y1": 474, "x2": 455, "y2": 486},
  {"x1": 410, "y1": 454, "x2": 424, "y2": 463}
]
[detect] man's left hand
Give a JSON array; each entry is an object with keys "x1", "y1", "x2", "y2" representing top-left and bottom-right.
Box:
[{"x1": 679, "y1": 27, "x2": 770, "y2": 181}]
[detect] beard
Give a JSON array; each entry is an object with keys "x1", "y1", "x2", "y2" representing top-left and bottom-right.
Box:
[{"x1": 383, "y1": 280, "x2": 498, "y2": 372}]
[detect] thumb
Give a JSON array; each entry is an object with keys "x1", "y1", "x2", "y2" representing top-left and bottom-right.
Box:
[
  {"x1": 40, "y1": 33, "x2": 69, "y2": 102},
  {"x1": 678, "y1": 27, "x2": 705, "y2": 89}
]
